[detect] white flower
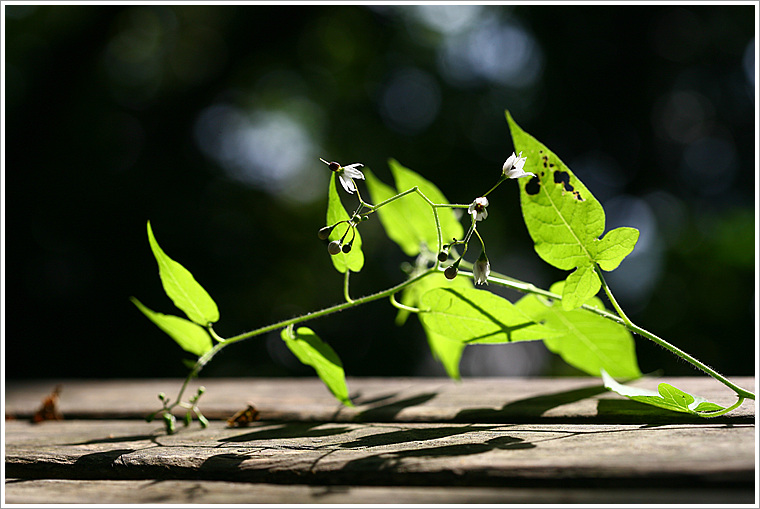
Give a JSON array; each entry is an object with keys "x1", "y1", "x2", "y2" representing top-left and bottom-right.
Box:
[
  {"x1": 468, "y1": 196, "x2": 489, "y2": 221},
  {"x1": 473, "y1": 252, "x2": 490, "y2": 285},
  {"x1": 320, "y1": 158, "x2": 365, "y2": 194},
  {"x1": 502, "y1": 151, "x2": 534, "y2": 179}
]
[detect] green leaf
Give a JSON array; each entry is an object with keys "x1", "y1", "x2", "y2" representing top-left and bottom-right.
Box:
[
  {"x1": 364, "y1": 168, "x2": 422, "y2": 257},
  {"x1": 131, "y1": 297, "x2": 213, "y2": 357},
  {"x1": 419, "y1": 287, "x2": 558, "y2": 344},
  {"x1": 147, "y1": 221, "x2": 219, "y2": 325},
  {"x1": 506, "y1": 112, "x2": 639, "y2": 310},
  {"x1": 326, "y1": 173, "x2": 364, "y2": 273},
  {"x1": 601, "y1": 370, "x2": 727, "y2": 415},
  {"x1": 424, "y1": 331, "x2": 466, "y2": 381},
  {"x1": 516, "y1": 282, "x2": 642, "y2": 378},
  {"x1": 396, "y1": 271, "x2": 473, "y2": 380},
  {"x1": 378, "y1": 159, "x2": 463, "y2": 256},
  {"x1": 281, "y1": 326, "x2": 353, "y2": 407}
]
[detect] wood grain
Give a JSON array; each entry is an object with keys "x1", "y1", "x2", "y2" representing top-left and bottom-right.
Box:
[{"x1": 5, "y1": 376, "x2": 755, "y2": 423}]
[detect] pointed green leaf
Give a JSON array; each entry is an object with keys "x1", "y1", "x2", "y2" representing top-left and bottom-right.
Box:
[
  {"x1": 516, "y1": 282, "x2": 642, "y2": 378},
  {"x1": 147, "y1": 221, "x2": 219, "y2": 325},
  {"x1": 326, "y1": 173, "x2": 364, "y2": 273},
  {"x1": 419, "y1": 287, "x2": 558, "y2": 344},
  {"x1": 601, "y1": 370, "x2": 727, "y2": 415},
  {"x1": 506, "y1": 111, "x2": 639, "y2": 310},
  {"x1": 391, "y1": 265, "x2": 472, "y2": 380},
  {"x1": 595, "y1": 226, "x2": 640, "y2": 271},
  {"x1": 131, "y1": 297, "x2": 213, "y2": 357},
  {"x1": 364, "y1": 168, "x2": 422, "y2": 257},
  {"x1": 384, "y1": 159, "x2": 464, "y2": 255},
  {"x1": 562, "y1": 265, "x2": 601, "y2": 312},
  {"x1": 424, "y1": 331, "x2": 466, "y2": 381},
  {"x1": 281, "y1": 326, "x2": 353, "y2": 407}
]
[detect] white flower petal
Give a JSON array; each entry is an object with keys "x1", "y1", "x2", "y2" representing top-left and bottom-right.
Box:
[
  {"x1": 343, "y1": 165, "x2": 365, "y2": 180},
  {"x1": 502, "y1": 152, "x2": 518, "y2": 174},
  {"x1": 338, "y1": 174, "x2": 356, "y2": 193},
  {"x1": 473, "y1": 259, "x2": 490, "y2": 285},
  {"x1": 505, "y1": 168, "x2": 536, "y2": 179}
]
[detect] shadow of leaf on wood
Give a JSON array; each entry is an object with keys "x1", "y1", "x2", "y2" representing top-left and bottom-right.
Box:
[
  {"x1": 354, "y1": 392, "x2": 438, "y2": 422},
  {"x1": 68, "y1": 434, "x2": 159, "y2": 446},
  {"x1": 218, "y1": 422, "x2": 353, "y2": 442},
  {"x1": 454, "y1": 383, "x2": 607, "y2": 422},
  {"x1": 341, "y1": 434, "x2": 534, "y2": 474},
  {"x1": 338, "y1": 424, "x2": 497, "y2": 449}
]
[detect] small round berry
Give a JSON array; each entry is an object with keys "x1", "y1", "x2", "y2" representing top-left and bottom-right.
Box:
[
  {"x1": 437, "y1": 252, "x2": 448, "y2": 262},
  {"x1": 328, "y1": 241, "x2": 342, "y2": 255},
  {"x1": 342, "y1": 242, "x2": 352, "y2": 253},
  {"x1": 444, "y1": 265, "x2": 458, "y2": 280},
  {"x1": 328, "y1": 162, "x2": 341, "y2": 172},
  {"x1": 361, "y1": 215, "x2": 370, "y2": 222}
]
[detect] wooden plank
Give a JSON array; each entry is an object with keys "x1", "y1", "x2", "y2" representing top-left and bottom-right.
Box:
[
  {"x1": 5, "y1": 377, "x2": 755, "y2": 423},
  {"x1": 5, "y1": 420, "x2": 754, "y2": 490},
  {"x1": 4, "y1": 479, "x2": 753, "y2": 505}
]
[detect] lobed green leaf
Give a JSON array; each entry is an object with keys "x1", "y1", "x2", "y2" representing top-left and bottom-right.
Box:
[
  {"x1": 506, "y1": 112, "x2": 639, "y2": 310},
  {"x1": 601, "y1": 370, "x2": 726, "y2": 415},
  {"x1": 326, "y1": 173, "x2": 364, "y2": 273},
  {"x1": 419, "y1": 287, "x2": 557, "y2": 344},
  {"x1": 131, "y1": 297, "x2": 213, "y2": 357},
  {"x1": 147, "y1": 221, "x2": 219, "y2": 325},
  {"x1": 281, "y1": 326, "x2": 353, "y2": 407},
  {"x1": 516, "y1": 282, "x2": 642, "y2": 378}
]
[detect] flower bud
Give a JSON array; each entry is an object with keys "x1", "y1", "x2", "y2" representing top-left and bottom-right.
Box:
[
  {"x1": 328, "y1": 240, "x2": 342, "y2": 255},
  {"x1": 444, "y1": 265, "x2": 458, "y2": 280},
  {"x1": 318, "y1": 225, "x2": 335, "y2": 240},
  {"x1": 361, "y1": 215, "x2": 370, "y2": 222}
]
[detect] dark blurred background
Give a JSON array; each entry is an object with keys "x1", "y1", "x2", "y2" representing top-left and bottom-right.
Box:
[{"x1": 4, "y1": 4, "x2": 756, "y2": 380}]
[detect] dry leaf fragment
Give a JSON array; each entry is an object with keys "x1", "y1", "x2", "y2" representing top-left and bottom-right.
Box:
[
  {"x1": 226, "y1": 403, "x2": 259, "y2": 427},
  {"x1": 32, "y1": 385, "x2": 63, "y2": 423}
]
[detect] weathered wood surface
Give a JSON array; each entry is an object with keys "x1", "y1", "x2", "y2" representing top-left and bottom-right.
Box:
[
  {"x1": 5, "y1": 376, "x2": 756, "y2": 423},
  {"x1": 6, "y1": 479, "x2": 748, "y2": 505},
  {"x1": 4, "y1": 377, "x2": 757, "y2": 504},
  {"x1": 4, "y1": 479, "x2": 749, "y2": 505}
]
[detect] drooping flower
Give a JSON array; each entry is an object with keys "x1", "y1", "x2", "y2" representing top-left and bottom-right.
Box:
[
  {"x1": 502, "y1": 151, "x2": 534, "y2": 179},
  {"x1": 472, "y1": 251, "x2": 490, "y2": 285},
  {"x1": 320, "y1": 158, "x2": 365, "y2": 194},
  {"x1": 468, "y1": 196, "x2": 489, "y2": 221}
]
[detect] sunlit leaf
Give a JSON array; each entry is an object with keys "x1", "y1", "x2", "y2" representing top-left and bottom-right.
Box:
[
  {"x1": 506, "y1": 111, "x2": 639, "y2": 310},
  {"x1": 147, "y1": 221, "x2": 219, "y2": 325},
  {"x1": 384, "y1": 159, "x2": 463, "y2": 255},
  {"x1": 419, "y1": 287, "x2": 557, "y2": 344},
  {"x1": 131, "y1": 297, "x2": 213, "y2": 356},
  {"x1": 424, "y1": 331, "x2": 466, "y2": 381},
  {"x1": 601, "y1": 369, "x2": 726, "y2": 415},
  {"x1": 396, "y1": 271, "x2": 472, "y2": 380},
  {"x1": 364, "y1": 168, "x2": 422, "y2": 257},
  {"x1": 281, "y1": 326, "x2": 353, "y2": 407},
  {"x1": 326, "y1": 173, "x2": 364, "y2": 273},
  {"x1": 516, "y1": 282, "x2": 642, "y2": 378}
]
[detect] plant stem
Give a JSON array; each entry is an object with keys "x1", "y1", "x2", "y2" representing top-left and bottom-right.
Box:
[
  {"x1": 343, "y1": 270, "x2": 354, "y2": 303},
  {"x1": 180, "y1": 264, "x2": 441, "y2": 393},
  {"x1": 457, "y1": 266, "x2": 755, "y2": 401}
]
